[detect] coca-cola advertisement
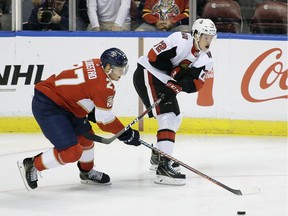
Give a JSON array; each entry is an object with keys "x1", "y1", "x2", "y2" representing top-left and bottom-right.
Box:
[{"x1": 241, "y1": 48, "x2": 287, "y2": 102}]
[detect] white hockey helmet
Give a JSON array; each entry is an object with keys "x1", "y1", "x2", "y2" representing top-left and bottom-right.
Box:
[{"x1": 192, "y1": 18, "x2": 217, "y2": 41}]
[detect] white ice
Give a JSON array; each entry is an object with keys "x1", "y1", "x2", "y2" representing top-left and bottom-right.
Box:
[{"x1": 0, "y1": 133, "x2": 287, "y2": 216}]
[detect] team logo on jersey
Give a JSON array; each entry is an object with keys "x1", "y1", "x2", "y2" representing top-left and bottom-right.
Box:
[{"x1": 107, "y1": 96, "x2": 114, "y2": 107}]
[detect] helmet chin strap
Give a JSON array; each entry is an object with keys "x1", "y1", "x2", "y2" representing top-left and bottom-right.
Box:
[
  {"x1": 107, "y1": 69, "x2": 113, "y2": 75},
  {"x1": 196, "y1": 41, "x2": 201, "y2": 51},
  {"x1": 104, "y1": 64, "x2": 114, "y2": 75},
  {"x1": 194, "y1": 35, "x2": 202, "y2": 51}
]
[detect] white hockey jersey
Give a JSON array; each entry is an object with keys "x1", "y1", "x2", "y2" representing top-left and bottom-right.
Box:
[{"x1": 138, "y1": 31, "x2": 213, "y2": 84}]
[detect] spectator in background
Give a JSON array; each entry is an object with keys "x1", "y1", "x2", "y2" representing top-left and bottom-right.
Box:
[
  {"x1": 130, "y1": 0, "x2": 139, "y2": 30},
  {"x1": 130, "y1": 0, "x2": 147, "y2": 30},
  {"x1": 135, "y1": 0, "x2": 189, "y2": 32},
  {"x1": 137, "y1": 0, "x2": 146, "y2": 19},
  {"x1": 87, "y1": 0, "x2": 131, "y2": 31},
  {"x1": 31, "y1": 0, "x2": 43, "y2": 6},
  {"x1": 197, "y1": 0, "x2": 208, "y2": 17},
  {"x1": 0, "y1": 0, "x2": 11, "y2": 30},
  {"x1": 77, "y1": 0, "x2": 90, "y2": 29},
  {"x1": 24, "y1": 0, "x2": 69, "y2": 31}
]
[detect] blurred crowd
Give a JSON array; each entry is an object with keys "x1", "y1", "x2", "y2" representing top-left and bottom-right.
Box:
[
  {"x1": 0, "y1": 0, "x2": 11, "y2": 30},
  {"x1": 0, "y1": 0, "x2": 287, "y2": 34}
]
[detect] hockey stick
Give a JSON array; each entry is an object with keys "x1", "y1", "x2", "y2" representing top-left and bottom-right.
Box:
[
  {"x1": 139, "y1": 139, "x2": 260, "y2": 196},
  {"x1": 83, "y1": 94, "x2": 165, "y2": 144}
]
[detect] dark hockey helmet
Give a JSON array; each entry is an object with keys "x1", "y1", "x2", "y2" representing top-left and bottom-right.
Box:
[{"x1": 100, "y1": 48, "x2": 128, "y2": 68}]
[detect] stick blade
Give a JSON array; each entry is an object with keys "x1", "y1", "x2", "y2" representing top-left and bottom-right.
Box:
[{"x1": 239, "y1": 187, "x2": 261, "y2": 195}]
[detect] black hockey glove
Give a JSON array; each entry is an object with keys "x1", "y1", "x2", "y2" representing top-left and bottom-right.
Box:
[
  {"x1": 170, "y1": 65, "x2": 188, "y2": 81},
  {"x1": 177, "y1": 66, "x2": 207, "y2": 93},
  {"x1": 161, "y1": 80, "x2": 182, "y2": 101},
  {"x1": 177, "y1": 77, "x2": 197, "y2": 93},
  {"x1": 87, "y1": 108, "x2": 96, "y2": 123},
  {"x1": 171, "y1": 65, "x2": 206, "y2": 80},
  {"x1": 185, "y1": 66, "x2": 206, "y2": 80},
  {"x1": 118, "y1": 128, "x2": 141, "y2": 146}
]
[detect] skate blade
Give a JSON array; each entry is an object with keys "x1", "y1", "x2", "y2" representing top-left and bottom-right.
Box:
[
  {"x1": 17, "y1": 161, "x2": 34, "y2": 191},
  {"x1": 80, "y1": 179, "x2": 112, "y2": 186},
  {"x1": 150, "y1": 164, "x2": 181, "y2": 172},
  {"x1": 154, "y1": 175, "x2": 186, "y2": 186}
]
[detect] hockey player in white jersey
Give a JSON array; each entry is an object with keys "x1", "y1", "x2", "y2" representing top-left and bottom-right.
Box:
[{"x1": 133, "y1": 18, "x2": 217, "y2": 185}]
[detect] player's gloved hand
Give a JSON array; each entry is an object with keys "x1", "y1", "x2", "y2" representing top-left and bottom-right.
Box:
[
  {"x1": 118, "y1": 128, "x2": 141, "y2": 146},
  {"x1": 87, "y1": 108, "x2": 96, "y2": 123},
  {"x1": 185, "y1": 66, "x2": 206, "y2": 80},
  {"x1": 170, "y1": 65, "x2": 189, "y2": 81},
  {"x1": 166, "y1": 80, "x2": 182, "y2": 95},
  {"x1": 161, "y1": 80, "x2": 182, "y2": 101},
  {"x1": 171, "y1": 65, "x2": 206, "y2": 81},
  {"x1": 177, "y1": 66, "x2": 207, "y2": 93}
]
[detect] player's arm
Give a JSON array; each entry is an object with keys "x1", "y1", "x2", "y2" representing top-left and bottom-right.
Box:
[
  {"x1": 147, "y1": 44, "x2": 177, "y2": 72},
  {"x1": 147, "y1": 32, "x2": 180, "y2": 73},
  {"x1": 93, "y1": 107, "x2": 124, "y2": 134},
  {"x1": 88, "y1": 106, "x2": 140, "y2": 146},
  {"x1": 170, "y1": 51, "x2": 213, "y2": 93},
  {"x1": 148, "y1": 32, "x2": 190, "y2": 73},
  {"x1": 170, "y1": 65, "x2": 207, "y2": 93}
]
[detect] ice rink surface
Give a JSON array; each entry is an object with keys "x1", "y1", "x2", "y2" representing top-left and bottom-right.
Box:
[{"x1": 0, "y1": 133, "x2": 287, "y2": 216}]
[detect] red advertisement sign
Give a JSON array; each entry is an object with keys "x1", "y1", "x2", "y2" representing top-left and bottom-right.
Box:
[{"x1": 241, "y1": 48, "x2": 287, "y2": 102}]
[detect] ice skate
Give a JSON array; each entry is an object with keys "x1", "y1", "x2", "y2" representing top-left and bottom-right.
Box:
[
  {"x1": 150, "y1": 149, "x2": 180, "y2": 171},
  {"x1": 78, "y1": 162, "x2": 111, "y2": 185},
  {"x1": 154, "y1": 157, "x2": 186, "y2": 186},
  {"x1": 17, "y1": 158, "x2": 38, "y2": 190}
]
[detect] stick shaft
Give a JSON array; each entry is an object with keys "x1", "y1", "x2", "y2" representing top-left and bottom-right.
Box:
[
  {"x1": 83, "y1": 95, "x2": 164, "y2": 144},
  {"x1": 139, "y1": 139, "x2": 243, "y2": 195}
]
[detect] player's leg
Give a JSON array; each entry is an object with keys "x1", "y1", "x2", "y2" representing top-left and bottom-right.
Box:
[
  {"x1": 133, "y1": 67, "x2": 185, "y2": 185},
  {"x1": 154, "y1": 112, "x2": 185, "y2": 185},
  {"x1": 17, "y1": 121, "x2": 83, "y2": 190},
  {"x1": 76, "y1": 133, "x2": 111, "y2": 185},
  {"x1": 18, "y1": 90, "x2": 83, "y2": 190},
  {"x1": 69, "y1": 115, "x2": 111, "y2": 185},
  {"x1": 150, "y1": 148, "x2": 180, "y2": 171}
]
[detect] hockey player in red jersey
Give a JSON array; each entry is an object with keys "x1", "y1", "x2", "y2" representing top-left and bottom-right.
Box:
[
  {"x1": 17, "y1": 48, "x2": 141, "y2": 190},
  {"x1": 133, "y1": 18, "x2": 217, "y2": 185}
]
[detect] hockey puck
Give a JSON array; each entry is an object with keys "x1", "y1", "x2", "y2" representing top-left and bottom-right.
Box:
[{"x1": 237, "y1": 211, "x2": 246, "y2": 215}]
